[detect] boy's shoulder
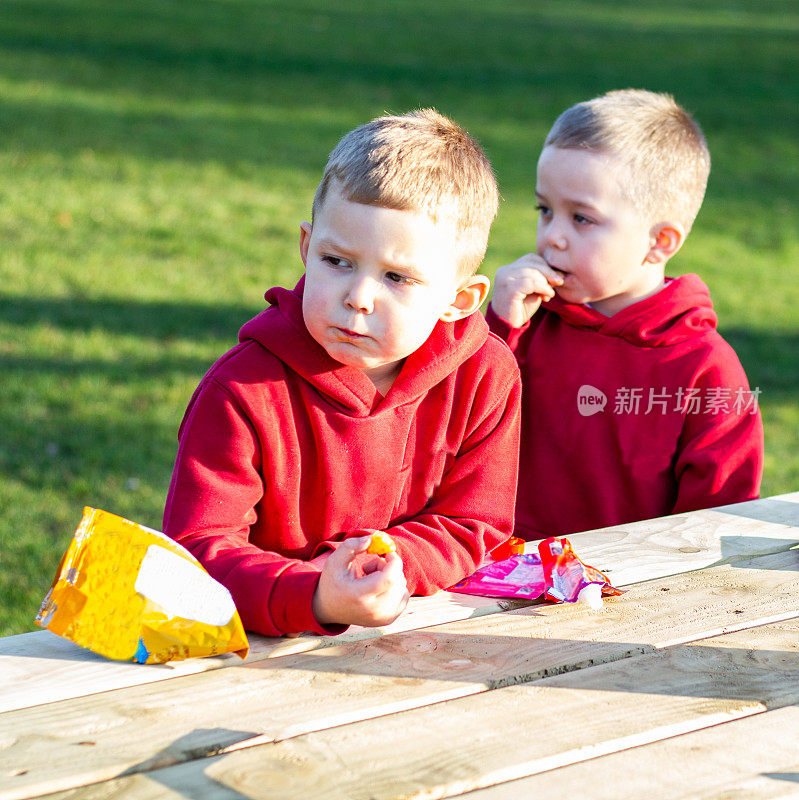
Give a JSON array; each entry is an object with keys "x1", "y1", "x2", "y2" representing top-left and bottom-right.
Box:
[
  {"x1": 204, "y1": 337, "x2": 285, "y2": 385},
  {"x1": 433, "y1": 312, "x2": 521, "y2": 389}
]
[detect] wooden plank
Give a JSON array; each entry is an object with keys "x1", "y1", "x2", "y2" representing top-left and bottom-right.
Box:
[
  {"x1": 1, "y1": 549, "x2": 797, "y2": 800},
  {"x1": 453, "y1": 705, "x2": 799, "y2": 799},
  {"x1": 2, "y1": 494, "x2": 796, "y2": 715},
  {"x1": 0, "y1": 591, "x2": 529, "y2": 715},
  {"x1": 33, "y1": 620, "x2": 799, "y2": 800},
  {"x1": 554, "y1": 493, "x2": 799, "y2": 589}
]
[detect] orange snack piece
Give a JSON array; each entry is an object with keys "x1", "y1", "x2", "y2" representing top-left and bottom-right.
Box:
[
  {"x1": 491, "y1": 536, "x2": 526, "y2": 561},
  {"x1": 366, "y1": 531, "x2": 396, "y2": 555}
]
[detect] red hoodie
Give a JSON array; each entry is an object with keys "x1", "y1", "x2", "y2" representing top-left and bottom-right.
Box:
[
  {"x1": 164, "y1": 280, "x2": 521, "y2": 636},
  {"x1": 487, "y1": 274, "x2": 763, "y2": 538}
]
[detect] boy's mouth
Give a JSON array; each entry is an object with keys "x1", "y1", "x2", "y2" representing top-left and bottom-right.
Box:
[
  {"x1": 333, "y1": 326, "x2": 369, "y2": 341},
  {"x1": 540, "y1": 255, "x2": 568, "y2": 279}
]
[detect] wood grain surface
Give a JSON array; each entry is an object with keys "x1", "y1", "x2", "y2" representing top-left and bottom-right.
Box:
[
  {"x1": 31, "y1": 619, "x2": 799, "y2": 800},
  {"x1": 2, "y1": 547, "x2": 797, "y2": 800},
  {"x1": 2, "y1": 492, "x2": 796, "y2": 715}
]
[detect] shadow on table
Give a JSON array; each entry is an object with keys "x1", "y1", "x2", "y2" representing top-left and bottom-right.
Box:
[
  {"x1": 715, "y1": 498, "x2": 799, "y2": 528},
  {"x1": 109, "y1": 631, "x2": 799, "y2": 796},
  {"x1": 761, "y1": 772, "x2": 799, "y2": 784},
  {"x1": 248, "y1": 624, "x2": 799, "y2": 704},
  {"x1": 720, "y1": 535, "x2": 799, "y2": 570},
  {"x1": 118, "y1": 729, "x2": 256, "y2": 800}
]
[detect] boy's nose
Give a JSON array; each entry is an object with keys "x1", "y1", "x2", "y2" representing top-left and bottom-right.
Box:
[
  {"x1": 344, "y1": 275, "x2": 377, "y2": 313},
  {"x1": 543, "y1": 218, "x2": 568, "y2": 250}
]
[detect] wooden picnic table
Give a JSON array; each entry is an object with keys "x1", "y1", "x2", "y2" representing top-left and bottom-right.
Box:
[{"x1": 1, "y1": 492, "x2": 798, "y2": 799}]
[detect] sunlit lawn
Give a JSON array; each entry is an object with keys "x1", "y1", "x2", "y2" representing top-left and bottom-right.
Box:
[{"x1": 1, "y1": 0, "x2": 797, "y2": 634}]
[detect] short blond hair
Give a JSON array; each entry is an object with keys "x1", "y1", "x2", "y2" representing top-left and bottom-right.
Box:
[
  {"x1": 545, "y1": 89, "x2": 710, "y2": 231},
  {"x1": 312, "y1": 109, "x2": 499, "y2": 275}
]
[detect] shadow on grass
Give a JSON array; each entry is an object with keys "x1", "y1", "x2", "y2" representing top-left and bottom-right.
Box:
[
  {"x1": 3, "y1": 293, "x2": 797, "y2": 397},
  {"x1": 0, "y1": 0, "x2": 796, "y2": 204},
  {"x1": 0, "y1": 293, "x2": 262, "y2": 343}
]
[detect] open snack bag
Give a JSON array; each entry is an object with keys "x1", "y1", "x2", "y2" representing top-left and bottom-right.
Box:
[
  {"x1": 36, "y1": 507, "x2": 249, "y2": 664},
  {"x1": 450, "y1": 536, "x2": 621, "y2": 608}
]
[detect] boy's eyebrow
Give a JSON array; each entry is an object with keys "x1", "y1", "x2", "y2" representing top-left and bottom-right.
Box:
[
  {"x1": 535, "y1": 189, "x2": 600, "y2": 212},
  {"x1": 314, "y1": 236, "x2": 425, "y2": 279},
  {"x1": 314, "y1": 235, "x2": 350, "y2": 252}
]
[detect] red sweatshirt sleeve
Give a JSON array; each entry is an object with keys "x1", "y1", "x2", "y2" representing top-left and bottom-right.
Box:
[
  {"x1": 162, "y1": 378, "x2": 345, "y2": 638},
  {"x1": 672, "y1": 348, "x2": 764, "y2": 514},
  {"x1": 485, "y1": 303, "x2": 532, "y2": 355}
]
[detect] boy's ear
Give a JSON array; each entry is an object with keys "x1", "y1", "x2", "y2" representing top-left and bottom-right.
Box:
[
  {"x1": 645, "y1": 222, "x2": 685, "y2": 265},
  {"x1": 299, "y1": 221, "x2": 313, "y2": 267},
  {"x1": 440, "y1": 274, "x2": 491, "y2": 322}
]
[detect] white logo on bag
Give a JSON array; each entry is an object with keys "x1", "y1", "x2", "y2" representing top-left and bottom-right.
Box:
[{"x1": 577, "y1": 385, "x2": 607, "y2": 416}]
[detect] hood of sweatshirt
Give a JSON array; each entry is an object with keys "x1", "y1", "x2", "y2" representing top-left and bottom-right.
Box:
[
  {"x1": 543, "y1": 273, "x2": 718, "y2": 348},
  {"x1": 238, "y1": 277, "x2": 490, "y2": 417}
]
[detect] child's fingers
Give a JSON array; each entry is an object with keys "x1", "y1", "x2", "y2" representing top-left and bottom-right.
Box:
[
  {"x1": 382, "y1": 550, "x2": 404, "y2": 574},
  {"x1": 536, "y1": 262, "x2": 565, "y2": 286},
  {"x1": 509, "y1": 262, "x2": 560, "y2": 297},
  {"x1": 354, "y1": 552, "x2": 403, "y2": 589},
  {"x1": 363, "y1": 558, "x2": 409, "y2": 620},
  {"x1": 359, "y1": 553, "x2": 388, "y2": 575},
  {"x1": 335, "y1": 535, "x2": 372, "y2": 565},
  {"x1": 352, "y1": 551, "x2": 407, "y2": 599}
]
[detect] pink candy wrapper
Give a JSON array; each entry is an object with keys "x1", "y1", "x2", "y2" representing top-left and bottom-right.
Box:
[
  {"x1": 450, "y1": 536, "x2": 621, "y2": 606},
  {"x1": 450, "y1": 553, "x2": 547, "y2": 599}
]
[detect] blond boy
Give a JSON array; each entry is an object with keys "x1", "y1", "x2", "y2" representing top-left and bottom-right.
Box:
[
  {"x1": 164, "y1": 110, "x2": 521, "y2": 636},
  {"x1": 488, "y1": 89, "x2": 763, "y2": 538}
]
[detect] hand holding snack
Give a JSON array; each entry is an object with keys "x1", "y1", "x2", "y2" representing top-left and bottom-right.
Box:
[
  {"x1": 491, "y1": 253, "x2": 565, "y2": 328},
  {"x1": 313, "y1": 535, "x2": 409, "y2": 628}
]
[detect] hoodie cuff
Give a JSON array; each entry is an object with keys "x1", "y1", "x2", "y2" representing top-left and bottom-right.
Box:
[
  {"x1": 485, "y1": 305, "x2": 529, "y2": 350},
  {"x1": 269, "y1": 564, "x2": 347, "y2": 637}
]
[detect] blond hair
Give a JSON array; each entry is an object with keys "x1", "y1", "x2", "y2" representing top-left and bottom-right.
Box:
[
  {"x1": 545, "y1": 89, "x2": 710, "y2": 231},
  {"x1": 312, "y1": 109, "x2": 499, "y2": 275}
]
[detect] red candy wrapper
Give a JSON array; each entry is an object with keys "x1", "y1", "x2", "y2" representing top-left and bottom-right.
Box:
[
  {"x1": 538, "y1": 537, "x2": 621, "y2": 608},
  {"x1": 490, "y1": 536, "x2": 526, "y2": 561},
  {"x1": 450, "y1": 536, "x2": 620, "y2": 607}
]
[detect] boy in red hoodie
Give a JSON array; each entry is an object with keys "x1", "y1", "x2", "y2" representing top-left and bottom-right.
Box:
[
  {"x1": 487, "y1": 89, "x2": 763, "y2": 538},
  {"x1": 163, "y1": 110, "x2": 521, "y2": 637}
]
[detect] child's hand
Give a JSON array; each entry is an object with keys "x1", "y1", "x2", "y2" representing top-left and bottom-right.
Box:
[
  {"x1": 490, "y1": 254, "x2": 564, "y2": 328},
  {"x1": 312, "y1": 535, "x2": 410, "y2": 628}
]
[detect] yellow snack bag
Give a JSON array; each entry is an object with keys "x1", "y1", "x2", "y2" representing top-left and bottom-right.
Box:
[{"x1": 36, "y1": 507, "x2": 249, "y2": 663}]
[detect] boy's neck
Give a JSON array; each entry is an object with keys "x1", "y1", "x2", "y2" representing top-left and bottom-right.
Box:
[
  {"x1": 591, "y1": 277, "x2": 667, "y2": 317},
  {"x1": 364, "y1": 361, "x2": 404, "y2": 396}
]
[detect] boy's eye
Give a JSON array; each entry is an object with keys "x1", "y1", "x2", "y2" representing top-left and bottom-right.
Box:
[
  {"x1": 574, "y1": 213, "x2": 594, "y2": 226},
  {"x1": 535, "y1": 204, "x2": 551, "y2": 217},
  {"x1": 322, "y1": 255, "x2": 350, "y2": 268},
  {"x1": 385, "y1": 271, "x2": 412, "y2": 285}
]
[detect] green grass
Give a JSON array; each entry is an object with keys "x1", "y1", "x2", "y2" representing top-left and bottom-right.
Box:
[{"x1": 1, "y1": 0, "x2": 797, "y2": 635}]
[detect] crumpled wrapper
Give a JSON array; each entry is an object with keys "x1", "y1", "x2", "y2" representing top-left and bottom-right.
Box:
[
  {"x1": 450, "y1": 536, "x2": 621, "y2": 608},
  {"x1": 36, "y1": 507, "x2": 249, "y2": 664}
]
